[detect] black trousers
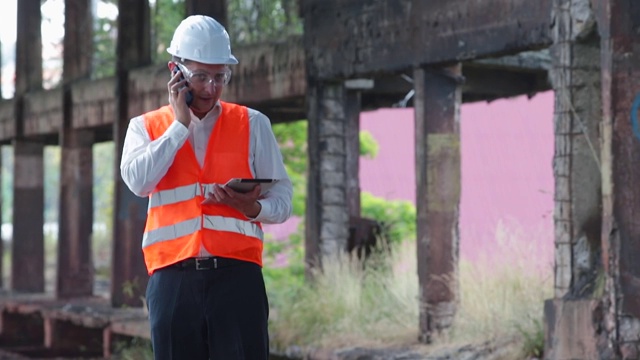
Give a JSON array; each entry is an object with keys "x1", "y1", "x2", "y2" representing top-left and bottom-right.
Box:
[{"x1": 146, "y1": 259, "x2": 269, "y2": 360}]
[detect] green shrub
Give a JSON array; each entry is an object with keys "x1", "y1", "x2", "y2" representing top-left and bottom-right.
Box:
[{"x1": 361, "y1": 192, "x2": 416, "y2": 245}]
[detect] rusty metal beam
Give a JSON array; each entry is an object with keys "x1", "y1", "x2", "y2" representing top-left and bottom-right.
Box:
[
  {"x1": 594, "y1": 0, "x2": 640, "y2": 355},
  {"x1": 303, "y1": 0, "x2": 552, "y2": 80},
  {"x1": 414, "y1": 65, "x2": 462, "y2": 343}
]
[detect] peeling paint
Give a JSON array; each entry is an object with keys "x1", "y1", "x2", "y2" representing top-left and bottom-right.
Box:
[{"x1": 426, "y1": 134, "x2": 461, "y2": 213}]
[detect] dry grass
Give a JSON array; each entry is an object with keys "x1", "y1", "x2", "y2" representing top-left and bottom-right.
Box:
[
  {"x1": 450, "y1": 221, "x2": 553, "y2": 348},
  {"x1": 269, "y1": 223, "x2": 553, "y2": 358},
  {"x1": 269, "y1": 242, "x2": 420, "y2": 351}
]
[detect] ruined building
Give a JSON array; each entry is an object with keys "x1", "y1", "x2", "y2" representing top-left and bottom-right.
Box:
[{"x1": 0, "y1": 0, "x2": 637, "y2": 359}]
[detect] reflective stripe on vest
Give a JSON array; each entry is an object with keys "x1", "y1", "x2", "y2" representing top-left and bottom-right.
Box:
[
  {"x1": 203, "y1": 215, "x2": 264, "y2": 239},
  {"x1": 143, "y1": 215, "x2": 263, "y2": 248},
  {"x1": 148, "y1": 182, "x2": 228, "y2": 209},
  {"x1": 143, "y1": 216, "x2": 201, "y2": 247},
  {"x1": 148, "y1": 183, "x2": 202, "y2": 209}
]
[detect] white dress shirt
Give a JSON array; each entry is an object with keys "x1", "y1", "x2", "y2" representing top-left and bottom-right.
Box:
[{"x1": 120, "y1": 101, "x2": 293, "y2": 256}]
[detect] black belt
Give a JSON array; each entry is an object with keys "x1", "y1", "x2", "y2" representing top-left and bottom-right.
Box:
[{"x1": 170, "y1": 257, "x2": 247, "y2": 271}]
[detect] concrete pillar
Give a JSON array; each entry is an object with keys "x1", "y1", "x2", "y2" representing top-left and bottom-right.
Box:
[
  {"x1": 11, "y1": 141, "x2": 44, "y2": 292},
  {"x1": 12, "y1": 0, "x2": 44, "y2": 293},
  {"x1": 549, "y1": 0, "x2": 602, "y2": 299},
  {"x1": 544, "y1": 1, "x2": 605, "y2": 357},
  {"x1": 413, "y1": 65, "x2": 462, "y2": 343},
  {"x1": 112, "y1": 0, "x2": 151, "y2": 307},
  {"x1": 305, "y1": 81, "x2": 351, "y2": 271},
  {"x1": 57, "y1": 0, "x2": 95, "y2": 298}
]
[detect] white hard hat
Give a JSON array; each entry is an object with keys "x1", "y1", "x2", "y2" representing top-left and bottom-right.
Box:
[{"x1": 167, "y1": 15, "x2": 238, "y2": 65}]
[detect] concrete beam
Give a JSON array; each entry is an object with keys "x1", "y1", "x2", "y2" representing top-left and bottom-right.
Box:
[
  {"x1": 223, "y1": 36, "x2": 307, "y2": 119},
  {"x1": 0, "y1": 100, "x2": 15, "y2": 144},
  {"x1": 0, "y1": 34, "x2": 551, "y2": 143},
  {"x1": 303, "y1": 0, "x2": 552, "y2": 79},
  {"x1": 23, "y1": 89, "x2": 63, "y2": 137},
  {"x1": 71, "y1": 78, "x2": 117, "y2": 129},
  {"x1": 472, "y1": 49, "x2": 552, "y2": 72}
]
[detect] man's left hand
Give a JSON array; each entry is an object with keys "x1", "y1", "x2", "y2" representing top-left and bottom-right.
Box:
[{"x1": 203, "y1": 184, "x2": 262, "y2": 218}]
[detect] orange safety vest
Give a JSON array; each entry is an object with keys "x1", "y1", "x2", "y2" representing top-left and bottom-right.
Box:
[{"x1": 141, "y1": 102, "x2": 263, "y2": 274}]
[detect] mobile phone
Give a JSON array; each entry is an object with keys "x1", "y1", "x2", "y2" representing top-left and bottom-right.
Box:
[{"x1": 170, "y1": 62, "x2": 194, "y2": 106}]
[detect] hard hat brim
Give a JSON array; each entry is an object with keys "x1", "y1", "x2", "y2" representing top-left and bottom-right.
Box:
[{"x1": 166, "y1": 48, "x2": 239, "y2": 65}]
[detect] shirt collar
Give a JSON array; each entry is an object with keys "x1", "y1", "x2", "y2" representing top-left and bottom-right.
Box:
[{"x1": 191, "y1": 101, "x2": 222, "y2": 124}]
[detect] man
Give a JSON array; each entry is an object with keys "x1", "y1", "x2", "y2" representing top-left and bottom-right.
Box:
[{"x1": 120, "y1": 15, "x2": 292, "y2": 359}]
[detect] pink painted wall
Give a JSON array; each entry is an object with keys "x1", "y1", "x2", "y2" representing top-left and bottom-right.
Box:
[
  {"x1": 359, "y1": 91, "x2": 555, "y2": 268},
  {"x1": 264, "y1": 91, "x2": 555, "y2": 270}
]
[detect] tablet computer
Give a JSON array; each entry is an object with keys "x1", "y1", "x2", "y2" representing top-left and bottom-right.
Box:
[{"x1": 224, "y1": 178, "x2": 279, "y2": 193}]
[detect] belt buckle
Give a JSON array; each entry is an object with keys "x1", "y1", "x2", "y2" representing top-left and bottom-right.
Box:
[{"x1": 195, "y1": 257, "x2": 213, "y2": 270}]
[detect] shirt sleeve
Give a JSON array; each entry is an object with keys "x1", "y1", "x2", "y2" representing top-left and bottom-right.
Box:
[
  {"x1": 248, "y1": 109, "x2": 293, "y2": 225},
  {"x1": 120, "y1": 116, "x2": 189, "y2": 197}
]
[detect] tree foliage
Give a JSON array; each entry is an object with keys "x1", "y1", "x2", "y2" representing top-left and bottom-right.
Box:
[
  {"x1": 359, "y1": 130, "x2": 379, "y2": 158},
  {"x1": 150, "y1": 0, "x2": 185, "y2": 63},
  {"x1": 93, "y1": 0, "x2": 118, "y2": 78},
  {"x1": 93, "y1": 16, "x2": 117, "y2": 78},
  {"x1": 272, "y1": 120, "x2": 308, "y2": 217},
  {"x1": 228, "y1": 0, "x2": 302, "y2": 45}
]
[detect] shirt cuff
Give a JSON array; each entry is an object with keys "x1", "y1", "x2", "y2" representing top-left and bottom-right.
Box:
[
  {"x1": 250, "y1": 200, "x2": 267, "y2": 221},
  {"x1": 166, "y1": 119, "x2": 189, "y2": 141}
]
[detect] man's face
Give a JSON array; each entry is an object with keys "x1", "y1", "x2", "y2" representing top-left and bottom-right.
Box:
[{"x1": 180, "y1": 61, "x2": 230, "y2": 113}]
